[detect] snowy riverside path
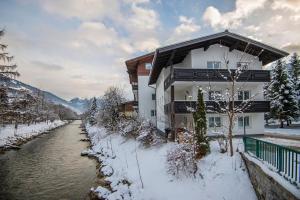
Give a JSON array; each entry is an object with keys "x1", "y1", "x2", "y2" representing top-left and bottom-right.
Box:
[{"x1": 0, "y1": 120, "x2": 98, "y2": 200}]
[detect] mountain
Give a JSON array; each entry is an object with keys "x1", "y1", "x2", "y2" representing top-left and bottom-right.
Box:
[
  {"x1": 69, "y1": 98, "x2": 91, "y2": 113},
  {"x1": 0, "y1": 77, "x2": 89, "y2": 114}
]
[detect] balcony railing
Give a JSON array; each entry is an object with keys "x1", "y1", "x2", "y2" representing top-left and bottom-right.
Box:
[
  {"x1": 164, "y1": 68, "x2": 270, "y2": 90},
  {"x1": 164, "y1": 100, "x2": 270, "y2": 114}
]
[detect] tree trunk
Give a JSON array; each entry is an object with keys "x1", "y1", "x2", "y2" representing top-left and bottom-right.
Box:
[
  {"x1": 228, "y1": 114, "x2": 234, "y2": 156},
  {"x1": 280, "y1": 120, "x2": 284, "y2": 128}
]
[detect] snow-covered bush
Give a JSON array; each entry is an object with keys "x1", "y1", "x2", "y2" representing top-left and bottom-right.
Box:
[
  {"x1": 166, "y1": 143, "x2": 197, "y2": 178},
  {"x1": 118, "y1": 117, "x2": 140, "y2": 138},
  {"x1": 216, "y1": 134, "x2": 228, "y2": 153},
  {"x1": 136, "y1": 120, "x2": 163, "y2": 147}
]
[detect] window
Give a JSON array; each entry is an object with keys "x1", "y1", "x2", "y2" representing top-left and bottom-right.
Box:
[
  {"x1": 238, "y1": 116, "x2": 250, "y2": 127},
  {"x1": 209, "y1": 91, "x2": 221, "y2": 100},
  {"x1": 145, "y1": 63, "x2": 152, "y2": 70},
  {"x1": 152, "y1": 93, "x2": 156, "y2": 100},
  {"x1": 151, "y1": 109, "x2": 156, "y2": 117},
  {"x1": 237, "y1": 62, "x2": 249, "y2": 70},
  {"x1": 208, "y1": 117, "x2": 221, "y2": 128},
  {"x1": 238, "y1": 91, "x2": 250, "y2": 101},
  {"x1": 207, "y1": 61, "x2": 221, "y2": 69}
]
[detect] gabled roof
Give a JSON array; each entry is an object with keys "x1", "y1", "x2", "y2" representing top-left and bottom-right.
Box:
[
  {"x1": 125, "y1": 52, "x2": 154, "y2": 84},
  {"x1": 149, "y1": 30, "x2": 289, "y2": 84}
]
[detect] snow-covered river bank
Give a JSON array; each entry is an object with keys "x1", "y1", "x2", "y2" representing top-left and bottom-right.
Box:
[
  {"x1": 0, "y1": 120, "x2": 68, "y2": 151},
  {"x1": 85, "y1": 124, "x2": 257, "y2": 200},
  {"x1": 0, "y1": 120, "x2": 98, "y2": 199}
]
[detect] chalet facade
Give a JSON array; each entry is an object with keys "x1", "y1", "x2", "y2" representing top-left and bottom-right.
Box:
[
  {"x1": 125, "y1": 53, "x2": 156, "y2": 124},
  {"x1": 126, "y1": 30, "x2": 288, "y2": 136}
]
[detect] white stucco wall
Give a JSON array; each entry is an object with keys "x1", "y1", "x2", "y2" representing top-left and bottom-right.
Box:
[
  {"x1": 175, "y1": 113, "x2": 265, "y2": 135},
  {"x1": 138, "y1": 76, "x2": 156, "y2": 124},
  {"x1": 190, "y1": 44, "x2": 262, "y2": 69},
  {"x1": 155, "y1": 68, "x2": 166, "y2": 131}
]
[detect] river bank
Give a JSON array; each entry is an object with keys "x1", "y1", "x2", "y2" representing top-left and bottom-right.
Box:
[
  {"x1": 83, "y1": 123, "x2": 257, "y2": 200},
  {"x1": 0, "y1": 120, "x2": 69, "y2": 153}
]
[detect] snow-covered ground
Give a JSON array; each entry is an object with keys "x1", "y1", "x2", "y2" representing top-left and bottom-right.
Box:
[
  {"x1": 258, "y1": 137, "x2": 300, "y2": 148},
  {"x1": 0, "y1": 120, "x2": 67, "y2": 148},
  {"x1": 85, "y1": 125, "x2": 257, "y2": 200},
  {"x1": 265, "y1": 128, "x2": 300, "y2": 136}
]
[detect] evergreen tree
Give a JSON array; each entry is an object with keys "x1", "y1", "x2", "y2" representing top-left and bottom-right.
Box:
[
  {"x1": 290, "y1": 53, "x2": 300, "y2": 106},
  {"x1": 193, "y1": 88, "x2": 209, "y2": 157},
  {"x1": 268, "y1": 59, "x2": 299, "y2": 128},
  {"x1": 88, "y1": 97, "x2": 97, "y2": 126},
  {"x1": 0, "y1": 87, "x2": 9, "y2": 123},
  {"x1": 0, "y1": 29, "x2": 19, "y2": 78}
]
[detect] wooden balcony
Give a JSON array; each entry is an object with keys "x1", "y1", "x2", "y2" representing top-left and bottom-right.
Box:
[
  {"x1": 164, "y1": 68, "x2": 270, "y2": 90},
  {"x1": 164, "y1": 101, "x2": 270, "y2": 114}
]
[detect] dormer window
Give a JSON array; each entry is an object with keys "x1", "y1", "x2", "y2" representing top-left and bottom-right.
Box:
[
  {"x1": 207, "y1": 61, "x2": 221, "y2": 69},
  {"x1": 145, "y1": 63, "x2": 152, "y2": 70},
  {"x1": 237, "y1": 62, "x2": 249, "y2": 70}
]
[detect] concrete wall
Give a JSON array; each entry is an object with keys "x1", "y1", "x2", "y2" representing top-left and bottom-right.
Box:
[{"x1": 241, "y1": 153, "x2": 299, "y2": 200}]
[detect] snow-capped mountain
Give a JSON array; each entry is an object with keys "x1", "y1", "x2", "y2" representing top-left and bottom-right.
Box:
[
  {"x1": 0, "y1": 77, "x2": 88, "y2": 114},
  {"x1": 69, "y1": 98, "x2": 91, "y2": 113}
]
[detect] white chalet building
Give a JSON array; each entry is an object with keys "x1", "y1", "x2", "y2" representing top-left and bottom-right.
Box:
[
  {"x1": 125, "y1": 53, "x2": 156, "y2": 124},
  {"x1": 126, "y1": 31, "x2": 288, "y2": 137}
]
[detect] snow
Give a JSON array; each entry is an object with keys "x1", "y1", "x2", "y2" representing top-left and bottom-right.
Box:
[
  {"x1": 0, "y1": 120, "x2": 67, "y2": 148},
  {"x1": 85, "y1": 124, "x2": 257, "y2": 200},
  {"x1": 265, "y1": 128, "x2": 300, "y2": 136},
  {"x1": 258, "y1": 137, "x2": 300, "y2": 148}
]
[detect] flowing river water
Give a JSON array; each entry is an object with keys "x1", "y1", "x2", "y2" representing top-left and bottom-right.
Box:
[{"x1": 0, "y1": 120, "x2": 97, "y2": 200}]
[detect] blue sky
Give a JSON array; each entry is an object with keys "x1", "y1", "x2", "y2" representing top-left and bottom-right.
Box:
[{"x1": 0, "y1": 0, "x2": 299, "y2": 100}]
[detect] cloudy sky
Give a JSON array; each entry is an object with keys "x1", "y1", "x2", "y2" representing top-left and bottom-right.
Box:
[{"x1": 0, "y1": 0, "x2": 299, "y2": 100}]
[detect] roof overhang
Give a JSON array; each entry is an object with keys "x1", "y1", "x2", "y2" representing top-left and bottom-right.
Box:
[
  {"x1": 149, "y1": 31, "x2": 289, "y2": 85},
  {"x1": 125, "y1": 52, "x2": 154, "y2": 84}
]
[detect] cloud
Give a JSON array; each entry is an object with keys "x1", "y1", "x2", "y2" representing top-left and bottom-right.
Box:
[
  {"x1": 272, "y1": 0, "x2": 300, "y2": 12},
  {"x1": 39, "y1": 0, "x2": 121, "y2": 20},
  {"x1": 167, "y1": 16, "x2": 200, "y2": 43},
  {"x1": 203, "y1": 0, "x2": 267, "y2": 29},
  {"x1": 31, "y1": 60, "x2": 64, "y2": 71},
  {"x1": 282, "y1": 43, "x2": 300, "y2": 53}
]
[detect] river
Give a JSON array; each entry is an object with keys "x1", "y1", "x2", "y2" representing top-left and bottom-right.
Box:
[{"x1": 0, "y1": 120, "x2": 97, "y2": 200}]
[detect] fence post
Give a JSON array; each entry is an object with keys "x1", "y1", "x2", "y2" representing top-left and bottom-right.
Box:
[
  {"x1": 278, "y1": 146, "x2": 283, "y2": 172},
  {"x1": 256, "y1": 140, "x2": 259, "y2": 157},
  {"x1": 243, "y1": 136, "x2": 248, "y2": 152}
]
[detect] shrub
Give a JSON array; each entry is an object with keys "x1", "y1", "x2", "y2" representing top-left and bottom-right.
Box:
[{"x1": 166, "y1": 143, "x2": 197, "y2": 178}]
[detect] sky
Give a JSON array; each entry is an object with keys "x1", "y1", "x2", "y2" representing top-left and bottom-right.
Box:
[{"x1": 0, "y1": 0, "x2": 300, "y2": 100}]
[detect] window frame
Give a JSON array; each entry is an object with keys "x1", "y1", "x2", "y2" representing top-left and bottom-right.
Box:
[
  {"x1": 208, "y1": 117, "x2": 221, "y2": 128},
  {"x1": 208, "y1": 90, "x2": 222, "y2": 101},
  {"x1": 237, "y1": 62, "x2": 250, "y2": 70},
  {"x1": 151, "y1": 109, "x2": 156, "y2": 117},
  {"x1": 145, "y1": 63, "x2": 152, "y2": 70},
  {"x1": 238, "y1": 90, "x2": 250, "y2": 101},
  {"x1": 238, "y1": 116, "x2": 250, "y2": 128},
  {"x1": 152, "y1": 93, "x2": 156, "y2": 100},
  {"x1": 207, "y1": 61, "x2": 221, "y2": 69}
]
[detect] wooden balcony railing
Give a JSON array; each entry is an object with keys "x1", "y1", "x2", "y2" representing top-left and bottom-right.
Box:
[
  {"x1": 164, "y1": 100, "x2": 270, "y2": 114},
  {"x1": 164, "y1": 68, "x2": 270, "y2": 90}
]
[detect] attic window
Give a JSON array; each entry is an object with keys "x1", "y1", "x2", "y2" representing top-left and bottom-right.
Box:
[{"x1": 145, "y1": 63, "x2": 152, "y2": 70}]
